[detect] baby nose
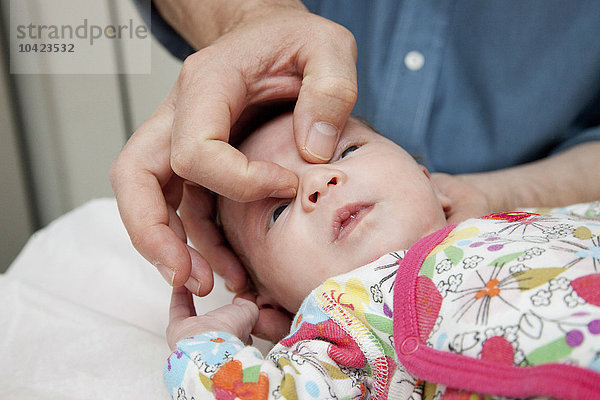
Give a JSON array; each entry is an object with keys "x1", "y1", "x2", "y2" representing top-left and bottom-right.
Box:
[
  {"x1": 300, "y1": 168, "x2": 345, "y2": 211},
  {"x1": 307, "y1": 176, "x2": 337, "y2": 203}
]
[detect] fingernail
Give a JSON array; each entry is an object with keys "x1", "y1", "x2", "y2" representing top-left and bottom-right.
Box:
[
  {"x1": 185, "y1": 277, "x2": 202, "y2": 296},
  {"x1": 154, "y1": 261, "x2": 176, "y2": 286},
  {"x1": 225, "y1": 280, "x2": 235, "y2": 292},
  {"x1": 269, "y1": 187, "x2": 296, "y2": 198},
  {"x1": 233, "y1": 297, "x2": 248, "y2": 306},
  {"x1": 305, "y1": 122, "x2": 338, "y2": 161}
]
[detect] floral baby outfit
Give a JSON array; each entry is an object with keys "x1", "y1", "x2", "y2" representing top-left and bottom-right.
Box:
[{"x1": 164, "y1": 203, "x2": 600, "y2": 399}]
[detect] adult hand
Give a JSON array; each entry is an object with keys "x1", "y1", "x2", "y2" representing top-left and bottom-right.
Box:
[
  {"x1": 167, "y1": 286, "x2": 259, "y2": 351},
  {"x1": 433, "y1": 141, "x2": 600, "y2": 224},
  {"x1": 431, "y1": 173, "x2": 492, "y2": 224},
  {"x1": 111, "y1": 1, "x2": 358, "y2": 294}
]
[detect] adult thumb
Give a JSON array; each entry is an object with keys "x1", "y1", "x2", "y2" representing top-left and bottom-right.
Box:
[{"x1": 293, "y1": 28, "x2": 358, "y2": 163}]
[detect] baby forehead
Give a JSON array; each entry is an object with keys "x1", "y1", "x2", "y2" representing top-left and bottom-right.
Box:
[{"x1": 239, "y1": 114, "x2": 300, "y2": 163}]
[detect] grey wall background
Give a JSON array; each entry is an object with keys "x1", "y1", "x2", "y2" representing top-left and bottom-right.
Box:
[{"x1": 0, "y1": 0, "x2": 182, "y2": 272}]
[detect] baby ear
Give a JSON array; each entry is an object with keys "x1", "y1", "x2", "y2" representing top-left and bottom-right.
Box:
[
  {"x1": 255, "y1": 294, "x2": 284, "y2": 310},
  {"x1": 421, "y1": 166, "x2": 453, "y2": 213}
]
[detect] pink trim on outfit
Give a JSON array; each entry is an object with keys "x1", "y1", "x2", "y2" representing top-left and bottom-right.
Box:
[{"x1": 392, "y1": 225, "x2": 600, "y2": 400}]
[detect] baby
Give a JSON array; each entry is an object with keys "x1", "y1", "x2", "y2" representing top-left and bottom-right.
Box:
[{"x1": 164, "y1": 112, "x2": 600, "y2": 399}]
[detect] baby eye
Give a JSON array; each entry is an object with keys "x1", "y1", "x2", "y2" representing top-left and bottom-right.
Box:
[
  {"x1": 340, "y1": 145, "x2": 360, "y2": 159},
  {"x1": 269, "y1": 203, "x2": 289, "y2": 228}
]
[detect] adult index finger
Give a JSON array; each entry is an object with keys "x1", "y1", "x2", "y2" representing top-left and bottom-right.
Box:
[
  {"x1": 170, "y1": 54, "x2": 298, "y2": 202},
  {"x1": 111, "y1": 90, "x2": 193, "y2": 287}
]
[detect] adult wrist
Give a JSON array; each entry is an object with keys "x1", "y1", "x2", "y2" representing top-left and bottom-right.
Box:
[
  {"x1": 154, "y1": 0, "x2": 307, "y2": 50},
  {"x1": 456, "y1": 172, "x2": 517, "y2": 213}
]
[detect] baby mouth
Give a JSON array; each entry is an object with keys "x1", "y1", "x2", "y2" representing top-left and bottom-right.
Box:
[{"x1": 332, "y1": 204, "x2": 374, "y2": 242}]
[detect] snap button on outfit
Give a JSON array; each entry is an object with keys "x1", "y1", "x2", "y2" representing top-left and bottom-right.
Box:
[{"x1": 401, "y1": 336, "x2": 419, "y2": 354}]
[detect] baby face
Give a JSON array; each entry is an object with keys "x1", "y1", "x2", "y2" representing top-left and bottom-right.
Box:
[{"x1": 219, "y1": 113, "x2": 448, "y2": 312}]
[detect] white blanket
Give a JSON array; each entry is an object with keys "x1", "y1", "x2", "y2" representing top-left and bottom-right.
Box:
[{"x1": 0, "y1": 198, "x2": 251, "y2": 399}]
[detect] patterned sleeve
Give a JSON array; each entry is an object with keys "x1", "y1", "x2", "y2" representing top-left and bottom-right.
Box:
[
  {"x1": 163, "y1": 255, "x2": 406, "y2": 399},
  {"x1": 163, "y1": 327, "x2": 370, "y2": 399}
]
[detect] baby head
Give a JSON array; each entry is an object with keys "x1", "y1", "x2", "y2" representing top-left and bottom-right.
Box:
[{"x1": 219, "y1": 112, "x2": 450, "y2": 313}]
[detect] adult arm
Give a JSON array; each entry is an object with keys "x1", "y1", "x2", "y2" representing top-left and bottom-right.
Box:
[
  {"x1": 434, "y1": 141, "x2": 600, "y2": 223},
  {"x1": 466, "y1": 141, "x2": 600, "y2": 210},
  {"x1": 111, "y1": 0, "x2": 358, "y2": 292}
]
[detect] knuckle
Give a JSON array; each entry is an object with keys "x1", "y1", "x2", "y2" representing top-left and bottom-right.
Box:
[
  {"x1": 311, "y1": 75, "x2": 357, "y2": 107},
  {"x1": 179, "y1": 49, "x2": 216, "y2": 83},
  {"x1": 212, "y1": 164, "x2": 257, "y2": 202},
  {"x1": 229, "y1": 181, "x2": 254, "y2": 202},
  {"x1": 108, "y1": 159, "x2": 120, "y2": 188},
  {"x1": 170, "y1": 147, "x2": 194, "y2": 179},
  {"x1": 108, "y1": 153, "x2": 129, "y2": 190},
  {"x1": 335, "y1": 25, "x2": 358, "y2": 54},
  {"x1": 128, "y1": 222, "x2": 162, "y2": 254},
  {"x1": 109, "y1": 135, "x2": 138, "y2": 190},
  {"x1": 179, "y1": 53, "x2": 209, "y2": 87},
  {"x1": 317, "y1": 19, "x2": 357, "y2": 57},
  {"x1": 128, "y1": 229, "x2": 147, "y2": 252},
  {"x1": 233, "y1": 307, "x2": 252, "y2": 326},
  {"x1": 232, "y1": 168, "x2": 269, "y2": 202},
  {"x1": 179, "y1": 54, "x2": 198, "y2": 81},
  {"x1": 222, "y1": 183, "x2": 249, "y2": 203}
]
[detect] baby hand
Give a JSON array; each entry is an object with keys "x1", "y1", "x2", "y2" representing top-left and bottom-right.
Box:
[{"x1": 166, "y1": 286, "x2": 259, "y2": 350}]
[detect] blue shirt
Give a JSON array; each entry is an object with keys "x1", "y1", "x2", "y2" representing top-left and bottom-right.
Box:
[{"x1": 137, "y1": 0, "x2": 600, "y2": 174}]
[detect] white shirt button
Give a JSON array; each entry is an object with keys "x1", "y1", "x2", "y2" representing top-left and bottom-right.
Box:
[{"x1": 404, "y1": 51, "x2": 425, "y2": 71}]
